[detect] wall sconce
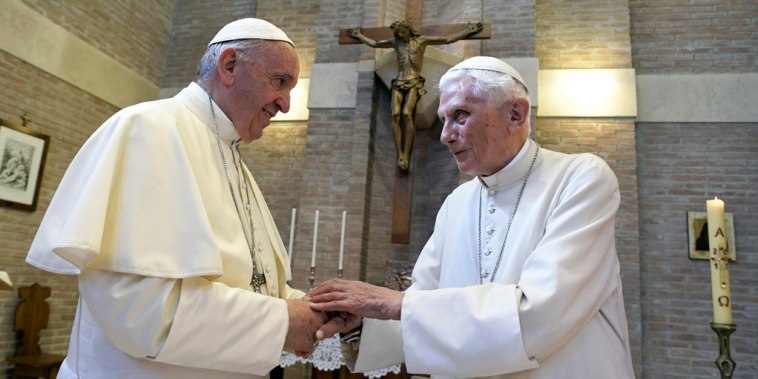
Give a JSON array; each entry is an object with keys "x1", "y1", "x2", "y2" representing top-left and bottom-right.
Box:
[
  {"x1": 271, "y1": 78, "x2": 310, "y2": 121},
  {"x1": 537, "y1": 68, "x2": 637, "y2": 117}
]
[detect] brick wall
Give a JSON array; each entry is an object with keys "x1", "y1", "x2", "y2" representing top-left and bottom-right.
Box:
[
  {"x1": 161, "y1": 0, "x2": 257, "y2": 89},
  {"x1": 22, "y1": 0, "x2": 173, "y2": 83},
  {"x1": 283, "y1": 0, "x2": 367, "y2": 288},
  {"x1": 630, "y1": 0, "x2": 756, "y2": 74},
  {"x1": 257, "y1": 1, "x2": 320, "y2": 78},
  {"x1": 637, "y1": 123, "x2": 758, "y2": 377},
  {"x1": 631, "y1": 1, "x2": 758, "y2": 377},
  {"x1": 482, "y1": 0, "x2": 536, "y2": 57},
  {"x1": 247, "y1": 120, "x2": 308, "y2": 249},
  {"x1": 536, "y1": 0, "x2": 633, "y2": 69}
]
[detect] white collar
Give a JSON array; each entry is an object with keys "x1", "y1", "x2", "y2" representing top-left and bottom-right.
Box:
[
  {"x1": 478, "y1": 139, "x2": 538, "y2": 189},
  {"x1": 176, "y1": 82, "x2": 240, "y2": 145}
]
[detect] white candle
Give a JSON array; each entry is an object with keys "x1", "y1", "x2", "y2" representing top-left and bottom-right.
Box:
[
  {"x1": 288, "y1": 208, "x2": 296, "y2": 263},
  {"x1": 706, "y1": 197, "x2": 732, "y2": 324},
  {"x1": 339, "y1": 210, "x2": 347, "y2": 270},
  {"x1": 311, "y1": 210, "x2": 319, "y2": 268}
]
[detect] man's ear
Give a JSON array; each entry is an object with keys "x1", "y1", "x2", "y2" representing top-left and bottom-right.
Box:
[
  {"x1": 217, "y1": 48, "x2": 239, "y2": 86},
  {"x1": 508, "y1": 97, "x2": 530, "y2": 131}
]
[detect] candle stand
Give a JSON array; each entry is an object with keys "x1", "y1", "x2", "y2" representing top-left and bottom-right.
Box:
[
  {"x1": 308, "y1": 266, "x2": 316, "y2": 288},
  {"x1": 710, "y1": 322, "x2": 736, "y2": 378}
]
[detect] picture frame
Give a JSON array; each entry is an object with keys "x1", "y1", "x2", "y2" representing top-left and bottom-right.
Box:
[
  {"x1": 687, "y1": 211, "x2": 736, "y2": 261},
  {"x1": 0, "y1": 118, "x2": 49, "y2": 211}
]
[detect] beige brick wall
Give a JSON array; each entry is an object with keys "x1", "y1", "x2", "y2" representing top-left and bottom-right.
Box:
[
  {"x1": 537, "y1": 0, "x2": 633, "y2": 69},
  {"x1": 637, "y1": 123, "x2": 758, "y2": 377},
  {"x1": 1, "y1": 1, "x2": 756, "y2": 378},
  {"x1": 161, "y1": 0, "x2": 258, "y2": 89},
  {"x1": 630, "y1": 0, "x2": 756, "y2": 74},
  {"x1": 631, "y1": 1, "x2": 758, "y2": 377},
  {"x1": 22, "y1": 0, "x2": 173, "y2": 83}
]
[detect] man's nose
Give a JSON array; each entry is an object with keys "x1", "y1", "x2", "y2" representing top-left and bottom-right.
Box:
[
  {"x1": 276, "y1": 93, "x2": 291, "y2": 114},
  {"x1": 440, "y1": 120, "x2": 456, "y2": 145}
]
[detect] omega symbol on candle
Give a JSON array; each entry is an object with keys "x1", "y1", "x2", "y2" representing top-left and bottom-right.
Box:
[{"x1": 718, "y1": 296, "x2": 730, "y2": 307}]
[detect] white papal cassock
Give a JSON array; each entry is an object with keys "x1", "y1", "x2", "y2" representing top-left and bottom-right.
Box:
[
  {"x1": 26, "y1": 82, "x2": 303, "y2": 378},
  {"x1": 343, "y1": 139, "x2": 635, "y2": 379}
]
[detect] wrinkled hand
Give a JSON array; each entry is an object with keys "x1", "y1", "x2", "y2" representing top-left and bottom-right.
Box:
[
  {"x1": 284, "y1": 298, "x2": 328, "y2": 356},
  {"x1": 316, "y1": 311, "x2": 363, "y2": 340},
  {"x1": 469, "y1": 22, "x2": 484, "y2": 33},
  {"x1": 306, "y1": 279, "x2": 404, "y2": 320}
]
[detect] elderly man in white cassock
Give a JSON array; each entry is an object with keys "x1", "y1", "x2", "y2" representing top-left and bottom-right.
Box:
[
  {"x1": 309, "y1": 57, "x2": 635, "y2": 378},
  {"x1": 26, "y1": 18, "x2": 330, "y2": 378}
]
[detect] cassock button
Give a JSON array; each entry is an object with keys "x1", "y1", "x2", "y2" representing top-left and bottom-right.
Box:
[
  {"x1": 487, "y1": 227, "x2": 494, "y2": 235},
  {"x1": 257, "y1": 246, "x2": 263, "y2": 253},
  {"x1": 488, "y1": 207, "x2": 496, "y2": 214},
  {"x1": 265, "y1": 265, "x2": 271, "y2": 273},
  {"x1": 488, "y1": 189, "x2": 497, "y2": 196},
  {"x1": 484, "y1": 248, "x2": 492, "y2": 256},
  {"x1": 480, "y1": 270, "x2": 489, "y2": 278}
]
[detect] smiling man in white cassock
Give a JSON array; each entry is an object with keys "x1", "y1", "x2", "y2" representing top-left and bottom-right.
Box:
[
  {"x1": 26, "y1": 18, "x2": 330, "y2": 378},
  {"x1": 308, "y1": 57, "x2": 635, "y2": 378}
]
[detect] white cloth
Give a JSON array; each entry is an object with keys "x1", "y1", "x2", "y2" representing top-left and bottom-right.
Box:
[
  {"x1": 26, "y1": 82, "x2": 303, "y2": 378},
  {"x1": 279, "y1": 336, "x2": 401, "y2": 378},
  {"x1": 350, "y1": 139, "x2": 635, "y2": 379}
]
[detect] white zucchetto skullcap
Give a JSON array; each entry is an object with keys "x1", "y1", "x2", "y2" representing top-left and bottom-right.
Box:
[
  {"x1": 449, "y1": 56, "x2": 528, "y2": 93},
  {"x1": 208, "y1": 18, "x2": 294, "y2": 47}
]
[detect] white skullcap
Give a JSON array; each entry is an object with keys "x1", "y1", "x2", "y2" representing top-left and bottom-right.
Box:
[
  {"x1": 449, "y1": 56, "x2": 528, "y2": 92},
  {"x1": 208, "y1": 18, "x2": 294, "y2": 46}
]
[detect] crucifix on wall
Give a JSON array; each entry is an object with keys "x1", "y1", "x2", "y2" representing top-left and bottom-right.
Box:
[{"x1": 339, "y1": 3, "x2": 490, "y2": 243}]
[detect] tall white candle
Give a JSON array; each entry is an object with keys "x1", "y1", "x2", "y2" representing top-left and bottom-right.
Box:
[
  {"x1": 339, "y1": 210, "x2": 347, "y2": 270},
  {"x1": 288, "y1": 208, "x2": 296, "y2": 263},
  {"x1": 706, "y1": 197, "x2": 732, "y2": 324},
  {"x1": 311, "y1": 210, "x2": 319, "y2": 268}
]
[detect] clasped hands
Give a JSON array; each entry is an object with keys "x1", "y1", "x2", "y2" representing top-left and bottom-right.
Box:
[{"x1": 285, "y1": 279, "x2": 404, "y2": 357}]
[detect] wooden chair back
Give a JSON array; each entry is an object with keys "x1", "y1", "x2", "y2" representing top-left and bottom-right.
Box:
[
  {"x1": 6, "y1": 283, "x2": 65, "y2": 379},
  {"x1": 13, "y1": 283, "x2": 52, "y2": 356}
]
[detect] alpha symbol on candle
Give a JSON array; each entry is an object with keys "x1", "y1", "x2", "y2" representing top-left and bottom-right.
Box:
[{"x1": 714, "y1": 227, "x2": 725, "y2": 238}]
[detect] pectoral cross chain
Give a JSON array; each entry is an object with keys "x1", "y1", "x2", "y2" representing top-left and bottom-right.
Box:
[{"x1": 251, "y1": 272, "x2": 266, "y2": 293}]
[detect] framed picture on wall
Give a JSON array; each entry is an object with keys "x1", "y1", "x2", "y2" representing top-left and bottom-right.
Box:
[
  {"x1": 0, "y1": 118, "x2": 49, "y2": 211},
  {"x1": 687, "y1": 211, "x2": 737, "y2": 261}
]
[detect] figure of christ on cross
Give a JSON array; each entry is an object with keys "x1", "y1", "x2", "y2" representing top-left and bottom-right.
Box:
[{"x1": 347, "y1": 20, "x2": 484, "y2": 174}]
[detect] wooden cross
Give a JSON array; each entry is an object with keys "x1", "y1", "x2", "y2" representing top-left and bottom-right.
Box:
[
  {"x1": 339, "y1": 1, "x2": 490, "y2": 243},
  {"x1": 338, "y1": 23, "x2": 490, "y2": 45}
]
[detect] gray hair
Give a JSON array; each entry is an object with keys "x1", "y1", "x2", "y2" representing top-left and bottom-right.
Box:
[
  {"x1": 438, "y1": 68, "x2": 529, "y2": 108},
  {"x1": 197, "y1": 39, "x2": 268, "y2": 83}
]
